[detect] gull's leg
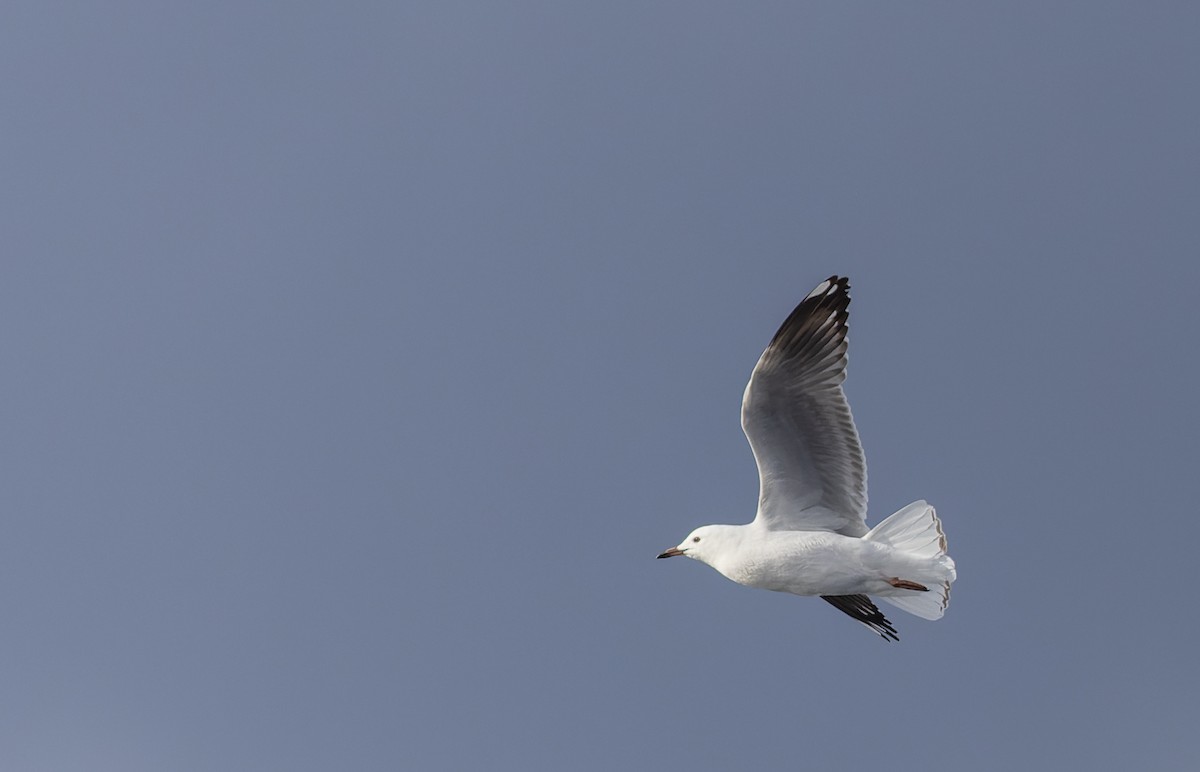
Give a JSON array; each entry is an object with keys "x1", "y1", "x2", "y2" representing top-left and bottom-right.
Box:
[{"x1": 887, "y1": 577, "x2": 929, "y2": 591}]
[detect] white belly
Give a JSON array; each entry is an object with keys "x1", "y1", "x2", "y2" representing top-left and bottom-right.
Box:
[{"x1": 716, "y1": 531, "x2": 905, "y2": 597}]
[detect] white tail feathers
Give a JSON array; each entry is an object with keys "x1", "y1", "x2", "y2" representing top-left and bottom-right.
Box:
[
  {"x1": 865, "y1": 500, "x2": 948, "y2": 558},
  {"x1": 866, "y1": 501, "x2": 957, "y2": 621},
  {"x1": 881, "y1": 578, "x2": 953, "y2": 621}
]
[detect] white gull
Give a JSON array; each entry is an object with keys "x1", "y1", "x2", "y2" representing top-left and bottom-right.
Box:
[{"x1": 658, "y1": 276, "x2": 957, "y2": 641}]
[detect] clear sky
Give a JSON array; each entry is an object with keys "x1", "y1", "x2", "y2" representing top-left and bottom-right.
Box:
[{"x1": 3, "y1": 2, "x2": 1198, "y2": 770}]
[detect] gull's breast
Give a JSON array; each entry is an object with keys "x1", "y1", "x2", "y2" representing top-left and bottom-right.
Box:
[{"x1": 721, "y1": 531, "x2": 874, "y2": 597}]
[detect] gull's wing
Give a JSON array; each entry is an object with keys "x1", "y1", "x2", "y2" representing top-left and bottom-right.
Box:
[
  {"x1": 821, "y1": 595, "x2": 899, "y2": 641},
  {"x1": 742, "y1": 276, "x2": 868, "y2": 535}
]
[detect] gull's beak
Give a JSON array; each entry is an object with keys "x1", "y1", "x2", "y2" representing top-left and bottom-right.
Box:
[{"x1": 657, "y1": 547, "x2": 685, "y2": 559}]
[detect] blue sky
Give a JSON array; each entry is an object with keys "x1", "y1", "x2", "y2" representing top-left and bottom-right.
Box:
[{"x1": 2, "y1": 2, "x2": 1198, "y2": 770}]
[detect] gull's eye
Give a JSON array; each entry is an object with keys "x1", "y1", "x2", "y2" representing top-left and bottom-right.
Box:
[{"x1": 692, "y1": 536, "x2": 701, "y2": 543}]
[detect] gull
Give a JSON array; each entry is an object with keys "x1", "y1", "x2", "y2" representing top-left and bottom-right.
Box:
[{"x1": 657, "y1": 276, "x2": 956, "y2": 641}]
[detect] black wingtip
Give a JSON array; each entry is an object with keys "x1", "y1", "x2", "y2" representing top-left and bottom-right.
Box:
[
  {"x1": 767, "y1": 276, "x2": 851, "y2": 350},
  {"x1": 821, "y1": 594, "x2": 900, "y2": 642}
]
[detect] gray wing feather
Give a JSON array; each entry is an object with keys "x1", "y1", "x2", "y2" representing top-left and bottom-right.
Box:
[{"x1": 743, "y1": 276, "x2": 868, "y2": 535}]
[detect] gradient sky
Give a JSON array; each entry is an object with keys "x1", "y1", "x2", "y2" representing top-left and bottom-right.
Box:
[{"x1": 3, "y1": 2, "x2": 1198, "y2": 770}]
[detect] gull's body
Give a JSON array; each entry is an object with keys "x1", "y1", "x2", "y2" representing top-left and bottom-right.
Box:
[
  {"x1": 681, "y1": 525, "x2": 945, "y2": 598},
  {"x1": 658, "y1": 277, "x2": 956, "y2": 641}
]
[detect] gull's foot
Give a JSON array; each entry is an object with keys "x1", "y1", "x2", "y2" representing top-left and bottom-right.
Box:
[{"x1": 888, "y1": 577, "x2": 928, "y2": 591}]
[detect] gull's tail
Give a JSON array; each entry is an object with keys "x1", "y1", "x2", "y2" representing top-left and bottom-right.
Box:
[{"x1": 864, "y1": 500, "x2": 957, "y2": 620}]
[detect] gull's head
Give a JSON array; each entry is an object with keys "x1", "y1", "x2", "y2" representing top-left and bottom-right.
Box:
[{"x1": 656, "y1": 525, "x2": 733, "y2": 566}]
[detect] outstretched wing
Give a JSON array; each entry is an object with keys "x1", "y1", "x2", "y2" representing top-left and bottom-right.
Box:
[
  {"x1": 821, "y1": 595, "x2": 899, "y2": 641},
  {"x1": 742, "y1": 276, "x2": 868, "y2": 536}
]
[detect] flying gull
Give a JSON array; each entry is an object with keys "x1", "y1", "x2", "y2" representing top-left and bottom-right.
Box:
[{"x1": 658, "y1": 276, "x2": 957, "y2": 641}]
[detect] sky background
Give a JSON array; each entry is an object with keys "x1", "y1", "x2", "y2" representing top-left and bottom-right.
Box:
[{"x1": 2, "y1": 2, "x2": 1198, "y2": 770}]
